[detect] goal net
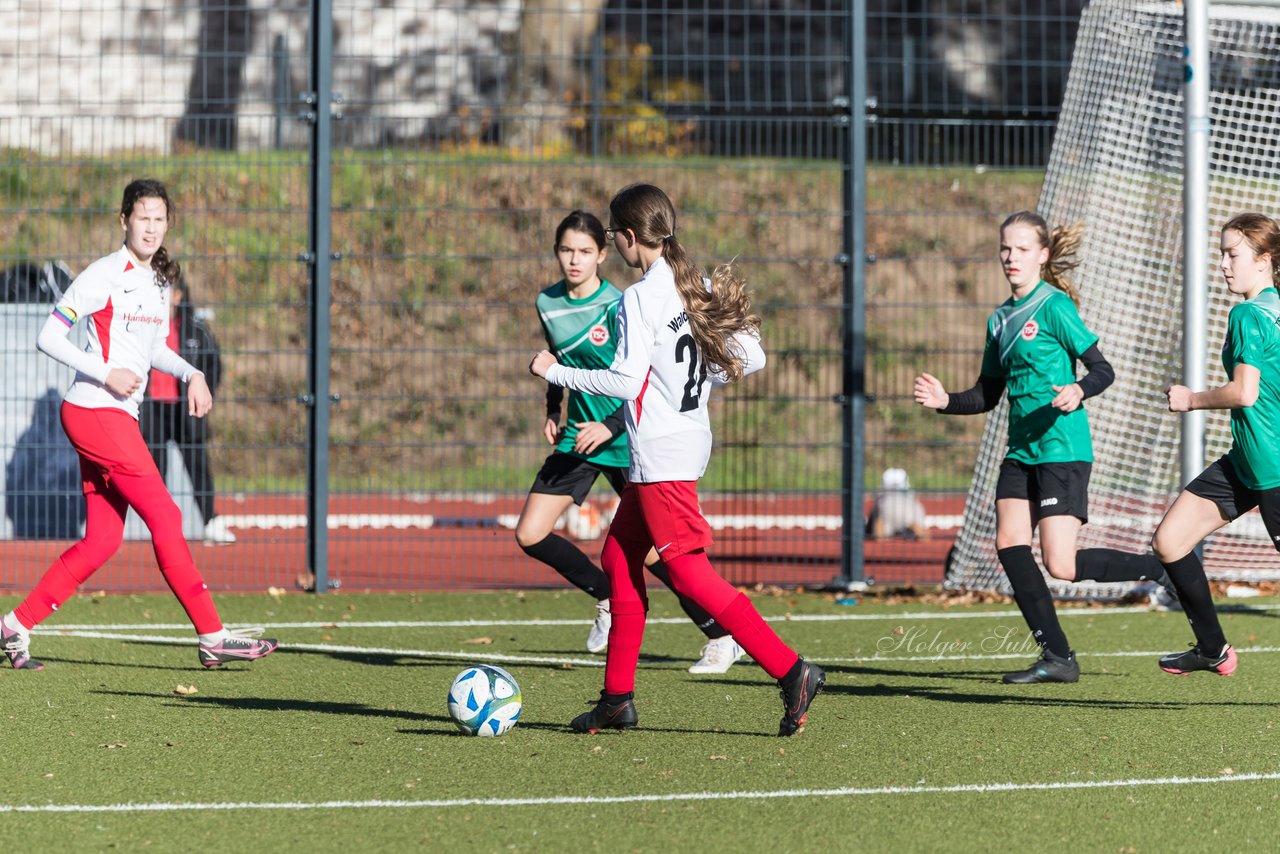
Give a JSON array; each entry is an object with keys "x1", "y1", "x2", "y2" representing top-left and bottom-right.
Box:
[{"x1": 946, "y1": 0, "x2": 1280, "y2": 595}]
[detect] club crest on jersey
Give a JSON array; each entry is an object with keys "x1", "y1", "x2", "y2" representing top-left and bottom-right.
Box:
[
  {"x1": 1020, "y1": 319, "x2": 1040, "y2": 341},
  {"x1": 588, "y1": 323, "x2": 610, "y2": 346}
]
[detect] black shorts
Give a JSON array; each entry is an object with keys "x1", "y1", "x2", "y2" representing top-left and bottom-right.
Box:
[
  {"x1": 995, "y1": 459, "x2": 1091, "y2": 525},
  {"x1": 1186, "y1": 455, "x2": 1280, "y2": 553},
  {"x1": 528, "y1": 452, "x2": 627, "y2": 505}
]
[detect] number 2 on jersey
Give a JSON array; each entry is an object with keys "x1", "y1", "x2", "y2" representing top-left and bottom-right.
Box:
[{"x1": 675, "y1": 333, "x2": 707, "y2": 412}]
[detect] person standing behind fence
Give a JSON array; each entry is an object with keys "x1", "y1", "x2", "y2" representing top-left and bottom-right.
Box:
[
  {"x1": 516, "y1": 210, "x2": 744, "y2": 673},
  {"x1": 0, "y1": 178, "x2": 278, "y2": 671},
  {"x1": 530, "y1": 184, "x2": 823, "y2": 736},
  {"x1": 914, "y1": 211, "x2": 1174, "y2": 685},
  {"x1": 139, "y1": 278, "x2": 236, "y2": 545},
  {"x1": 1148, "y1": 212, "x2": 1280, "y2": 678}
]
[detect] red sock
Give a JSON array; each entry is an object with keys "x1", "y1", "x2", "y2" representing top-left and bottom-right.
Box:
[
  {"x1": 603, "y1": 599, "x2": 646, "y2": 695},
  {"x1": 600, "y1": 532, "x2": 648, "y2": 695},
  {"x1": 14, "y1": 552, "x2": 88, "y2": 629},
  {"x1": 712, "y1": 594, "x2": 799, "y2": 680},
  {"x1": 662, "y1": 552, "x2": 798, "y2": 679}
]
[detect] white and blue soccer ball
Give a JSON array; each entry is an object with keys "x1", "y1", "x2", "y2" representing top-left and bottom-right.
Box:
[{"x1": 447, "y1": 664, "x2": 522, "y2": 736}]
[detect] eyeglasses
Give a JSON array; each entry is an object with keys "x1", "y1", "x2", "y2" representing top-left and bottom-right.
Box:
[{"x1": 605, "y1": 226, "x2": 624, "y2": 240}]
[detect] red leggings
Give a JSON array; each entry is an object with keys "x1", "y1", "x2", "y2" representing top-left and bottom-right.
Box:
[
  {"x1": 600, "y1": 482, "x2": 798, "y2": 694},
  {"x1": 13, "y1": 403, "x2": 221, "y2": 634}
]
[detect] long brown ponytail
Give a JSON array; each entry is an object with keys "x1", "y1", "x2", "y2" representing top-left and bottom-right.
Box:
[
  {"x1": 120, "y1": 178, "x2": 181, "y2": 287},
  {"x1": 609, "y1": 183, "x2": 760, "y2": 382}
]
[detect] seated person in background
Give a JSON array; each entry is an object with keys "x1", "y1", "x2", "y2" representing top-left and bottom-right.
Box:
[{"x1": 866, "y1": 467, "x2": 928, "y2": 540}]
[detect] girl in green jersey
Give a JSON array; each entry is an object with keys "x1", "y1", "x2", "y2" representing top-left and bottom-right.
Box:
[
  {"x1": 1151, "y1": 212, "x2": 1280, "y2": 678},
  {"x1": 915, "y1": 211, "x2": 1172, "y2": 684},
  {"x1": 514, "y1": 211, "x2": 741, "y2": 673}
]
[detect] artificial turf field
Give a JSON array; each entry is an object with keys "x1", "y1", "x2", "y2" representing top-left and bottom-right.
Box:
[{"x1": 2, "y1": 587, "x2": 1278, "y2": 852}]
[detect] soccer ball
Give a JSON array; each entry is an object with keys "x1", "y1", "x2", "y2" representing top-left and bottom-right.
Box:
[{"x1": 447, "y1": 664, "x2": 522, "y2": 736}]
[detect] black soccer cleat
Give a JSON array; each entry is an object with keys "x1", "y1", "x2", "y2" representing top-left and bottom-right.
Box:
[
  {"x1": 569, "y1": 691, "x2": 638, "y2": 733},
  {"x1": 1002, "y1": 648, "x2": 1079, "y2": 684},
  {"x1": 1159, "y1": 643, "x2": 1237, "y2": 676},
  {"x1": 778, "y1": 658, "x2": 825, "y2": 736}
]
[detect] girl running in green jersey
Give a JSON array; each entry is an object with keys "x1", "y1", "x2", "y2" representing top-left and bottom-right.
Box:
[
  {"x1": 515, "y1": 210, "x2": 741, "y2": 673},
  {"x1": 1151, "y1": 212, "x2": 1280, "y2": 678},
  {"x1": 915, "y1": 211, "x2": 1171, "y2": 684}
]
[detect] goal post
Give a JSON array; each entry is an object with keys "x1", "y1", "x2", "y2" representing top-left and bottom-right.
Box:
[{"x1": 945, "y1": 0, "x2": 1280, "y2": 595}]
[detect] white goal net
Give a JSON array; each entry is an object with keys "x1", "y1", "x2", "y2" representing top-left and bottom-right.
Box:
[{"x1": 946, "y1": 0, "x2": 1280, "y2": 595}]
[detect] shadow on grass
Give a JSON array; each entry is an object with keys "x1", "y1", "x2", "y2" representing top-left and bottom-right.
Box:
[
  {"x1": 272, "y1": 647, "x2": 597, "y2": 673},
  {"x1": 818, "y1": 681, "x2": 1278, "y2": 709},
  {"x1": 29, "y1": 656, "x2": 195, "y2": 672},
  {"x1": 94, "y1": 688, "x2": 447, "y2": 721}
]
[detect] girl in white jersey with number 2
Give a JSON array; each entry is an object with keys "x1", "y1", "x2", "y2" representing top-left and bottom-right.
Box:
[
  {"x1": 0, "y1": 179, "x2": 278, "y2": 672},
  {"x1": 530, "y1": 184, "x2": 823, "y2": 736}
]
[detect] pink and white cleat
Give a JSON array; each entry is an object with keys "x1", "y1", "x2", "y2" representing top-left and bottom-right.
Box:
[
  {"x1": 199, "y1": 627, "x2": 280, "y2": 668},
  {"x1": 1, "y1": 617, "x2": 43, "y2": 671}
]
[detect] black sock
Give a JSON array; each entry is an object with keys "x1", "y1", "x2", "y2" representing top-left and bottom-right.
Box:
[
  {"x1": 997, "y1": 545, "x2": 1071, "y2": 658},
  {"x1": 1075, "y1": 548, "x2": 1167, "y2": 583},
  {"x1": 1160, "y1": 552, "x2": 1227, "y2": 655},
  {"x1": 645, "y1": 559, "x2": 729, "y2": 639},
  {"x1": 520, "y1": 534, "x2": 610, "y2": 599}
]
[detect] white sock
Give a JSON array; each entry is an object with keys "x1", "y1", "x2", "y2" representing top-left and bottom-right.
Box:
[
  {"x1": 2, "y1": 611, "x2": 30, "y2": 637},
  {"x1": 198, "y1": 628, "x2": 229, "y2": 645}
]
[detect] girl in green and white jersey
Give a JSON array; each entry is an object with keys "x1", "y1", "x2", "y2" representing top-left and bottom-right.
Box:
[
  {"x1": 1151, "y1": 212, "x2": 1280, "y2": 678},
  {"x1": 915, "y1": 211, "x2": 1172, "y2": 684}
]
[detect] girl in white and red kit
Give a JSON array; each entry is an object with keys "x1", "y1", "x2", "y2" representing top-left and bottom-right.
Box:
[
  {"x1": 0, "y1": 179, "x2": 279, "y2": 671},
  {"x1": 530, "y1": 183, "x2": 823, "y2": 736}
]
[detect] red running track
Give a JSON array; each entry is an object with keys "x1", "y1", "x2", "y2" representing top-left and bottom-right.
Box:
[{"x1": 0, "y1": 493, "x2": 962, "y2": 593}]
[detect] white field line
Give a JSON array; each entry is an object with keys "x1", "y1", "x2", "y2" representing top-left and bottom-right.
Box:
[
  {"x1": 45, "y1": 603, "x2": 1244, "y2": 633},
  {"x1": 215, "y1": 512, "x2": 964, "y2": 532},
  {"x1": 4, "y1": 771, "x2": 1280, "y2": 814},
  {"x1": 214, "y1": 510, "x2": 1280, "y2": 540},
  {"x1": 32, "y1": 629, "x2": 1280, "y2": 666}
]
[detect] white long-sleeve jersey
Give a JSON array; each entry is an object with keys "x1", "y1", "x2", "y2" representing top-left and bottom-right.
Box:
[
  {"x1": 36, "y1": 246, "x2": 199, "y2": 419},
  {"x1": 545, "y1": 256, "x2": 765, "y2": 482}
]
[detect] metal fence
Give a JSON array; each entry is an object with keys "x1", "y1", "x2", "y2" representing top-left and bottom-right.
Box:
[{"x1": 0, "y1": 1, "x2": 1080, "y2": 593}]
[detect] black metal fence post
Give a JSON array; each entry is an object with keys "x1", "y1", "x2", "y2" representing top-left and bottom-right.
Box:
[
  {"x1": 835, "y1": 0, "x2": 871, "y2": 591},
  {"x1": 304, "y1": 0, "x2": 335, "y2": 593}
]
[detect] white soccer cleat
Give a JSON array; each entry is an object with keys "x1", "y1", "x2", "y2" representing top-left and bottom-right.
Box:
[
  {"x1": 203, "y1": 517, "x2": 237, "y2": 545},
  {"x1": 586, "y1": 599, "x2": 611, "y2": 653},
  {"x1": 688, "y1": 635, "x2": 743, "y2": 674}
]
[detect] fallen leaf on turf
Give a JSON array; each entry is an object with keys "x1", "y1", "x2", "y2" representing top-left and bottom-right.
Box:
[
  {"x1": 174, "y1": 684, "x2": 198, "y2": 696},
  {"x1": 98, "y1": 742, "x2": 126, "y2": 749},
  {"x1": 267, "y1": 586, "x2": 287, "y2": 600},
  {"x1": 1222, "y1": 768, "x2": 1234, "y2": 775},
  {"x1": 320, "y1": 634, "x2": 333, "y2": 641},
  {"x1": 590, "y1": 746, "x2": 604, "y2": 754},
  {"x1": 558, "y1": 663, "x2": 575, "y2": 670},
  {"x1": 893, "y1": 626, "x2": 906, "y2": 636},
  {"x1": 709, "y1": 755, "x2": 728, "y2": 761},
  {"x1": 462, "y1": 636, "x2": 494, "y2": 645}
]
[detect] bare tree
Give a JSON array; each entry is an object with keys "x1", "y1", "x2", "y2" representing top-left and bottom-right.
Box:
[
  {"x1": 504, "y1": 0, "x2": 606, "y2": 152},
  {"x1": 176, "y1": 0, "x2": 255, "y2": 150}
]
